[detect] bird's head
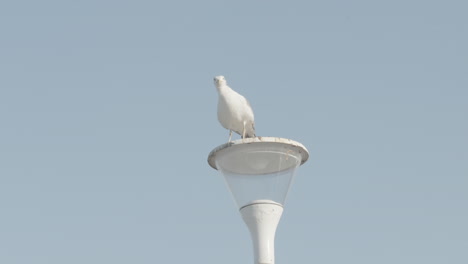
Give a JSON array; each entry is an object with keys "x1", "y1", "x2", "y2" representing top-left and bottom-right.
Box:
[{"x1": 214, "y1": 75, "x2": 227, "y2": 90}]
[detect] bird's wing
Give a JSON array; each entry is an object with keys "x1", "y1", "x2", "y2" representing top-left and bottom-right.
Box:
[
  {"x1": 242, "y1": 95, "x2": 254, "y2": 114},
  {"x1": 246, "y1": 98, "x2": 252, "y2": 109}
]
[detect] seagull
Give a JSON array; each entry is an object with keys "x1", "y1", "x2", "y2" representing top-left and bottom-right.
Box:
[{"x1": 214, "y1": 76, "x2": 256, "y2": 142}]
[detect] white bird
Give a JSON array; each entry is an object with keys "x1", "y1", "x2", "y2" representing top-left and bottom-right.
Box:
[{"x1": 214, "y1": 76, "x2": 256, "y2": 142}]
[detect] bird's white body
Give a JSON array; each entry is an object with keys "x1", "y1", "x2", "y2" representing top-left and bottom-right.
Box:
[{"x1": 214, "y1": 76, "x2": 255, "y2": 141}]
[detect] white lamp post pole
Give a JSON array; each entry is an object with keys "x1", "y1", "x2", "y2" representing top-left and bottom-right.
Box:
[
  {"x1": 241, "y1": 201, "x2": 283, "y2": 264},
  {"x1": 208, "y1": 137, "x2": 309, "y2": 264}
]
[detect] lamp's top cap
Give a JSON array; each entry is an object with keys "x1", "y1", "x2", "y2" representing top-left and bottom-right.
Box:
[{"x1": 207, "y1": 137, "x2": 309, "y2": 171}]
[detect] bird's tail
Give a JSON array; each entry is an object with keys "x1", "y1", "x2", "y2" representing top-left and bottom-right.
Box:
[
  {"x1": 242, "y1": 132, "x2": 256, "y2": 139},
  {"x1": 242, "y1": 123, "x2": 256, "y2": 138}
]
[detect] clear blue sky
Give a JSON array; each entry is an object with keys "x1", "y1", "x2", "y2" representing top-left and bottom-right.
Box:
[{"x1": 1, "y1": 1, "x2": 467, "y2": 263}]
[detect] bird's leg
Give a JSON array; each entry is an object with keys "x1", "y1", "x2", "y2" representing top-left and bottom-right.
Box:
[
  {"x1": 228, "y1": 130, "x2": 232, "y2": 142},
  {"x1": 242, "y1": 121, "x2": 246, "y2": 139}
]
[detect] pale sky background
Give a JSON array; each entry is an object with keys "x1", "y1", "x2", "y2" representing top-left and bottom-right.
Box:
[{"x1": 1, "y1": 1, "x2": 467, "y2": 263}]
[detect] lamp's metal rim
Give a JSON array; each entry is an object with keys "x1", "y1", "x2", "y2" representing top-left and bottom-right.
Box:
[{"x1": 207, "y1": 137, "x2": 309, "y2": 170}]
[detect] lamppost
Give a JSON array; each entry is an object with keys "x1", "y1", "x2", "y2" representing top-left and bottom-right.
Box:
[{"x1": 208, "y1": 137, "x2": 309, "y2": 264}]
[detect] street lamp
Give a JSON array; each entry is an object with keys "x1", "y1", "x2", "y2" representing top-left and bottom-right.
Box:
[{"x1": 208, "y1": 137, "x2": 309, "y2": 264}]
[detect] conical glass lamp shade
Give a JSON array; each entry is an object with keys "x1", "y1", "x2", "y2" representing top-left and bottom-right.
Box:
[{"x1": 208, "y1": 137, "x2": 309, "y2": 209}]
